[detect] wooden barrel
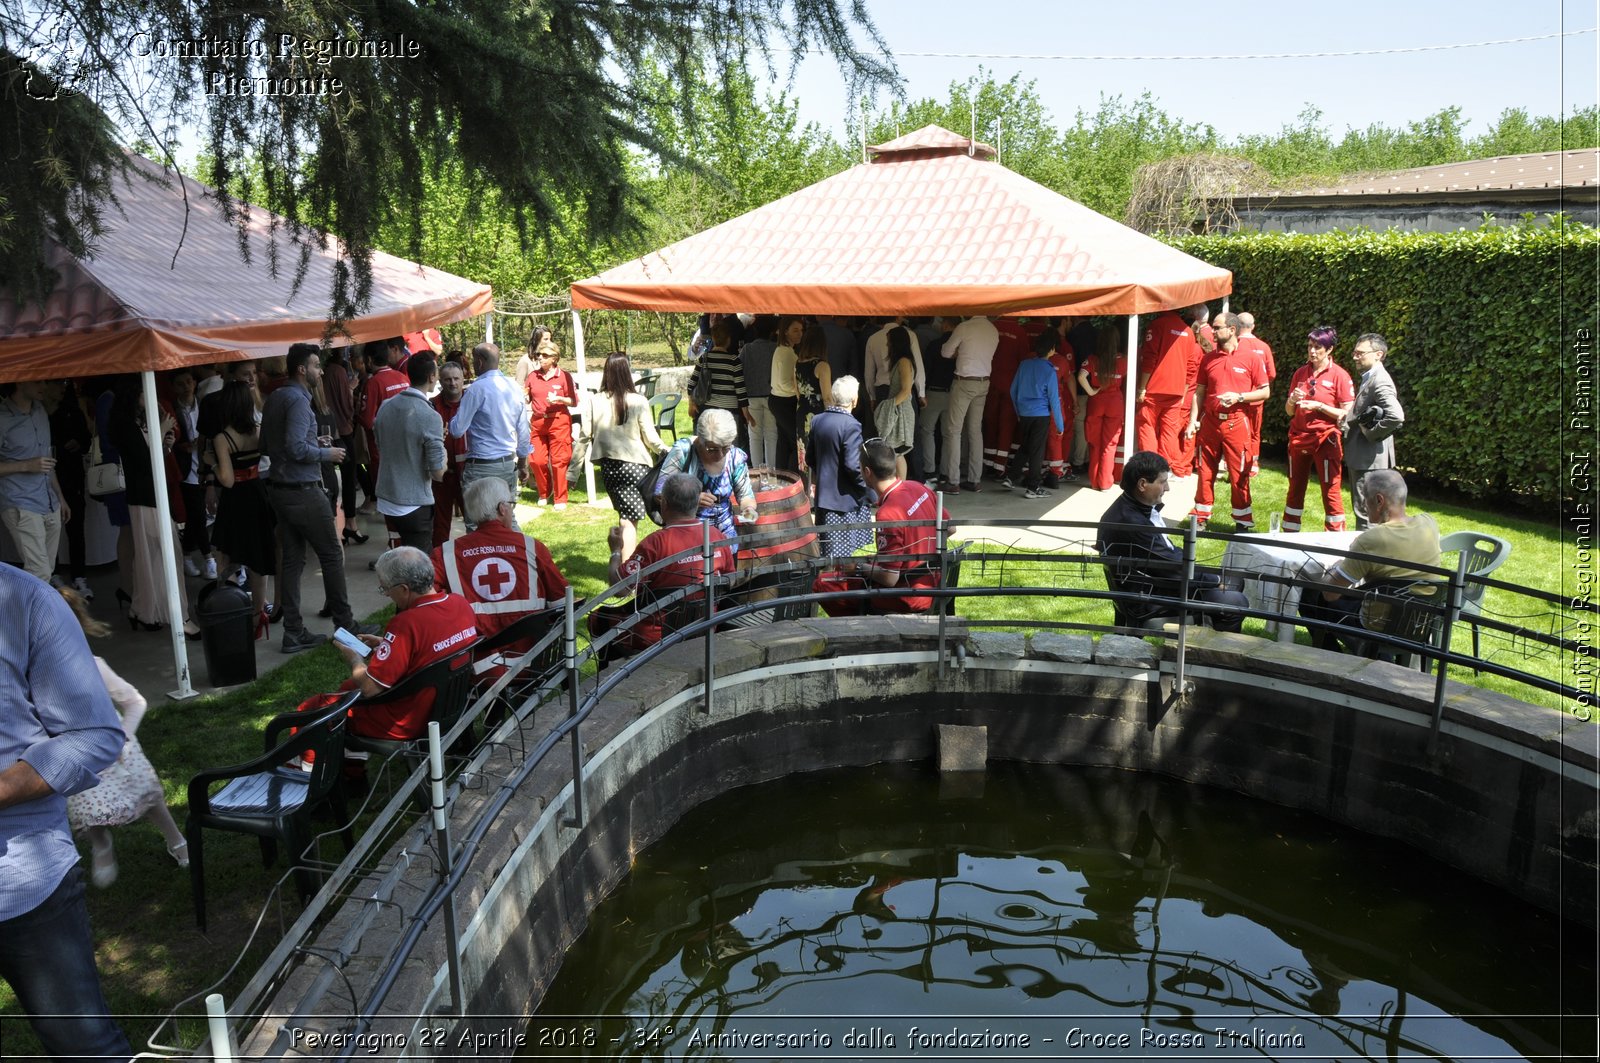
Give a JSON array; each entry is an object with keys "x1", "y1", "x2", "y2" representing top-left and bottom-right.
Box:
[{"x1": 735, "y1": 468, "x2": 818, "y2": 606}]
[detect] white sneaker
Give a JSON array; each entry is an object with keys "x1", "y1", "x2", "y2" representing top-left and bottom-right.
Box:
[
  {"x1": 203, "y1": 557, "x2": 218, "y2": 580},
  {"x1": 1023, "y1": 488, "x2": 1047, "y2": 499},
  {"x1": 184, "y1": 558, "x2": 201, "y2": 577},
  {"x1": 72, "y1": 577, "x2": 95, "y2": 600},
  {"x1": 553, "y1": 502, "x2": 568, "y2": 511},
  {"x1": 230, "y1": 567, "x2": 248, "y2": 587}
]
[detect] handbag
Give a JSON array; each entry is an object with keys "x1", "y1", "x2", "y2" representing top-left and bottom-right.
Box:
[
  {"x1": 86, "y1": 436, "x2": 124, "y2": 499},
  {"x1": 691, "y1": 355, "x2": 714, "y2": 407}
]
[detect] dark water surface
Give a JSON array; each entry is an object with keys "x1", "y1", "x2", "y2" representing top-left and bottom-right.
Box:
[{"x1": 530, "y1": 764, "x2": 1596, "y2": 1060}]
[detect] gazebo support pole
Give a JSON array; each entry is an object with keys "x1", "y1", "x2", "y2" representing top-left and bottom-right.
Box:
[
  {"x1": 142, "y1": 370, "x2": 197, "y2": 700},
  {"x1": 485, "y1": 312, "x2": 494, "y2": 345},
  {"x1": 1122, "y1": 314, "x2": 1139, "y2": 469},
  {"x1": 571, "y1": 308, "x2": 599, "y2": 505}
]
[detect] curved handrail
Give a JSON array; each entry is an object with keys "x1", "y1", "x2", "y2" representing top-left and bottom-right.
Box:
[{"x1": 170, "y1": 514, "x2": 1584, "y2": 1059}]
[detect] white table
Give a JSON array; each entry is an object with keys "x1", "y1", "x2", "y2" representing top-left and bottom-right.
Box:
[{"x1": 1222, "y1": 531, "x2": 1361, "y2": 642}]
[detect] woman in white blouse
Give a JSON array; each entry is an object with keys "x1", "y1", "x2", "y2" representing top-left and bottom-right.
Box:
[{"x1": 579, "y1": 352, "x2": 666, "y2": 559}]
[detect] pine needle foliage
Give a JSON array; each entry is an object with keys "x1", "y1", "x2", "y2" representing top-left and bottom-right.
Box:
[{"x1": 0, "y1": 0, "x2": 895, "y2": 317}]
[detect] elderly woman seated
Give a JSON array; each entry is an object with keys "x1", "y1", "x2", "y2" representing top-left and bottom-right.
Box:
[{"x1": 655, "y1": 408, "x2": 757, "y2": 554}]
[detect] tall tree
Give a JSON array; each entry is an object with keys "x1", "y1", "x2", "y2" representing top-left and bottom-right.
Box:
[{"x1": 0, "y1": 1, "x2": 895, "y2": 310}]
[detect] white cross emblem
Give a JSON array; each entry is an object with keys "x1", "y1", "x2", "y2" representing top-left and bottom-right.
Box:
[{"x1": 471, "y1": 556, "x2": 518, "y2": 601}]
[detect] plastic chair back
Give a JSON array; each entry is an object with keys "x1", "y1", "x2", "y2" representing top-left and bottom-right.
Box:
[
  {"x1": 651, "y1": 393, "x2": 681, "y2": 442},
  {"x1": 1438, "y1": 530, "x2": 1511, "y2": 610}
]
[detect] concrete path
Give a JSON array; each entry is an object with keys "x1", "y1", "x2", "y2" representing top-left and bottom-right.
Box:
[{"x1": 943, "y1": 471, "x2": 1199, "y2": 551}]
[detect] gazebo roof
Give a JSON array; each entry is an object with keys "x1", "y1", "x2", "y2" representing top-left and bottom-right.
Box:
[
  {"x1": 0, "y1": 153, "x2": 492, "y2": 381},
  {"x1": 572, "y1": 124, "x2": 1229, "y2": 317}
]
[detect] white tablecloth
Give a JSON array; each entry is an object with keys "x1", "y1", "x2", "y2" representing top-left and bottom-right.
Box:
[{"x1": 1222, "y1": 531, "x2": 1362, "y2": 642}]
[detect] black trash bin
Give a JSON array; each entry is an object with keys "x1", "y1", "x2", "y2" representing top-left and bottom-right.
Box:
[{"x1": 196, "y1": 581, "x2": 257, "y2": 686}]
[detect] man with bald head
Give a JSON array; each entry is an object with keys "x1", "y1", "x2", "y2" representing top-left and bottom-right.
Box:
[
  {"x1": 449, "y1": 342, "x2": 532, "y2": 515},
  {"x1": 1236, "y1": 312, "x2": 1276, "y2": 477},
  {"x1": 1297, "y1": 469, "x2": 1439, "y2": 653}
]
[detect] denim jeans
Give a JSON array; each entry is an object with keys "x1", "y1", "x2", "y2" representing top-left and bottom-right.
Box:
[
  {"x1": 267, "y1": 482, "x2": 354, "y2": 633},
  {"x1": 0, "y1": 866, "x2": 131, "y2": 1062},
  {"x1": 460, "y1": 459, "x2": 519, "y2": 529}
]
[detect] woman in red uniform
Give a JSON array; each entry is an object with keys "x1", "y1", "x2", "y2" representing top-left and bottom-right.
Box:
[
  {"x1": 1076, "y1": 324, "x2": 1127, "y2": 491},
  {"x1": 1282, "y1": 325, "x2": 1355, "y2": 532},
  {"x1": 524, "y1": 338, "x2": 578, "y2": 508}
]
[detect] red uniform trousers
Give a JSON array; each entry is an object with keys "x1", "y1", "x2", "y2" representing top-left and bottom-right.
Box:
[
  {"x1": 1247, "y1": 404, "x2": 1264, "y2": 476},
  {"x1": 1084, "y1": 400, "x2": 1124, "y2": 491},
  {"x1": 1136, "y1": 393, "x2": 1187, "y2": 465},
  {"x1": 982, "y1": 391, "x2": 1017, "y2": 478},
  {"x1": 529, "y1": 418, "x2": 572, "y2": 505},
  {"x1": 1172, "y1": 386, "x2": 1198, "y2": 476},
  {"x1": 431, "y1": 468, "x2": 463, "y2": 550},
  {"x1": 1283, "y1": 434, "x2": 1347, "y2": 532},
  {"x1": 1190, "y1": 413, "x2": 1256, "y2": 529}
]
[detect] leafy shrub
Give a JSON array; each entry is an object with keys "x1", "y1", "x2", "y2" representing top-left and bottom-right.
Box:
[{"x1": 1171, "y1": 222, "x2": 1598, "y2": 504}]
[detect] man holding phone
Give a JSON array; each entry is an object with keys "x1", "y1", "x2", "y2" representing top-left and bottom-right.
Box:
[{"x1": 334, "y1": 547, "x2": 478, "y2": 741}]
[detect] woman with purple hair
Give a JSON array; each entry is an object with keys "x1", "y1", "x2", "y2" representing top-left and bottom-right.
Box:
[{"x1": 1281, "y1": 325, "x2": 1355, "y2": 532}]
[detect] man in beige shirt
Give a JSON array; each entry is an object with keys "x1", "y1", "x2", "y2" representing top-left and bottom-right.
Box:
[
  {"x1": 940, "y1": 315, "x2": 1000, "y2": 491},
  {"x1": 1297, "y1": 469, "x2": 1440, "y2": 652}
]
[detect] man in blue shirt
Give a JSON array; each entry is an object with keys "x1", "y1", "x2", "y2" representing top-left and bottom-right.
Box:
[
  {"x1": 449, "y1": 342, "x2": 531, "y2": 528},
  {"x1": 261, "y1": 344, "x2": 378, "y2": 653},
  {"x1": 1002, "y1": 328, "x2": 1065, "y2": 499},
  {"x1": 0, "y1": 564, "x2": 130, "y2": 1060}
]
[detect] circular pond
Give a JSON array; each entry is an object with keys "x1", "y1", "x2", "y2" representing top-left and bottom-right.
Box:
[{"x1": 530, "y1": 764, "x2": 1594, "y2": 1060}]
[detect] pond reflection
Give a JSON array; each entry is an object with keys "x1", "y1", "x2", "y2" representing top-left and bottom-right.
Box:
[{"x1": 532, "y1": 764, "x2": 1594, "y2": 1061}]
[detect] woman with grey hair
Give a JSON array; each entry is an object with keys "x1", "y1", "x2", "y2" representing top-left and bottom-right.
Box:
[
  {"x1": 807, "y1": 375, "x2": 872, "y2": 557},
  {"x1": 657, "y1": 408, "x2": 757, "y2": 553}
]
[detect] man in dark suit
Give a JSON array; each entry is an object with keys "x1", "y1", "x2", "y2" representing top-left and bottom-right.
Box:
[
  {"x1": 1343, "y1": 333, "x2": 1405, "y2": 530},
  {"x1": 1095, "y1": 450, "x2": 1247, "y2": 632}
]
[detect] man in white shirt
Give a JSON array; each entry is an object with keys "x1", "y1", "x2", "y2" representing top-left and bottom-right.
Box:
[
  {"x1": 863, "y1": 316, "x2": 926, "y2": 410},
  {"x1": 939, "y1": 315, "x2": 1000, "y2": 492}
]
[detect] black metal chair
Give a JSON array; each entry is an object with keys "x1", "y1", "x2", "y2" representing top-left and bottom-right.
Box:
[
  {"x1": 470, "y1": 606, "x2": 567, "y2": 723},
  {"x1": 651, "y1": 392, "x2": 681, "y2": 443},
  {"x1": 186, "y1": 690, "x2": 360, "y2": 931},
  {"x1": 1100, "y1": 557, "x2": 1183, "y2": 631},
  {"x1": 1355, "y1": 580, "x2": 1449, "y2": 671},
  {"x1": 344, "y1": 645, "x2": 480, "y2": 763}
]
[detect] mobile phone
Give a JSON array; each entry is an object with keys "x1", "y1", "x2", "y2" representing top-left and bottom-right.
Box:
[{"x1": 333, "y1": 626, "x2": 372, "y2": 658}]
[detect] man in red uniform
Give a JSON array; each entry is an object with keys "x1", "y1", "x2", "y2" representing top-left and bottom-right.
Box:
[
  {"x1": 1283, "y1": 325, "x2": 1355, "y2": 532},
  {"x1": 588, "y1": 473, "x2": 735, "y2": 657},
  {"x1": 1135, "y1": 308, "x2": 1198, "y2": 469},
  {"x1": 359, "y1": 339, "x2": 410, "y2": 488},
  {"x1": 1185, "y1": 313, "x2": 1270, "y2": 530},
  {"x1": 432, "y1": 476, "x2": 568, "y2": 671},
  {"x1": 429, "y1": 360, "x2": 468, "y2": 548},
  {"x1": 523, "y1": 338, "x2": 578, "y2": 508},
  {"x1": 981, "y1": 316, "x2": 1030, "y2": 479},
  {"x1": 1237, "y1": 312, "x2": 1276, "y2": 477},
  {"x1": 813, "y1": 438, "x2": 949, "y2": 616},
  {"x1": 1174, "y1": 306, "x2": 1214, "y2": 477},
  {"x1": 334, "y1": 546, "x2": 479, "y2": 740}
]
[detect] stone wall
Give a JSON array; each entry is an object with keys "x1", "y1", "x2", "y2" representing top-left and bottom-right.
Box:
[{"x1": 254, "y1": 619, "x2": 1598, "y2": 1056}]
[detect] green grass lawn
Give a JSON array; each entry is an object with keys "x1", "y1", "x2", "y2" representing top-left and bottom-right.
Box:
[{"x1": 0, "y1": 432, "x2": 1583, "y2": 1051}]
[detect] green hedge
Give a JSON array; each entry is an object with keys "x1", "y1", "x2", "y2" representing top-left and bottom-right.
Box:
[{"x1": 1170, "y1": 223, "x2": 1598, "y2": 506}]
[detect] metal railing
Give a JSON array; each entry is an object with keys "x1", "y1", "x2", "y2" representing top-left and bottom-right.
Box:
[{"x1": 169, "y1": 512, "x2": 1592, "y2": 1059}]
